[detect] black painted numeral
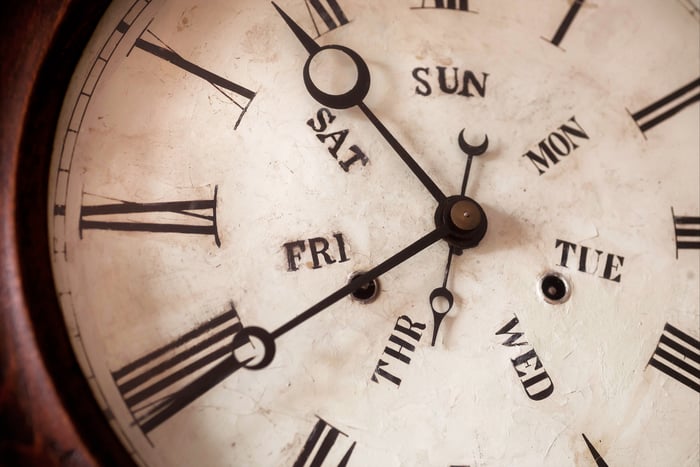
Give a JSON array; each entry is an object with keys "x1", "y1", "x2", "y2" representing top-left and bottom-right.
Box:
[
  {"x1": 293, "y1": 417, "x2": 356, "y2": 467},
  {"x1": 582, "y1": 434, "x2": 609, "y2": 467},
  {"x1": 521, "y1": 115, "x2": 589, "y2": 175},
  {"x1": 672, "y1": 209, "x2": 700, "y2": 258},
  {"x1": 546, "y1": 0, "x2": 586, "y2": 47},
  {"x1": 304, "y1": 0, "x2": 350, "y2": 37},
  {"x1": 371, "y1": 315, "x2": 425, "y2": 387},
  {"x1": 648, "y1": 323, "x2": 700, "y2": 393},
  {"x1": 630, "y1": 77, "x2": 700, "y2": 134},
  {"x1": 112, "y1": 304, "x2": 250, "y2": 433},
  {"x1": 495, "y1": 316, "x2": 555, "y2": 401},
  {"x1": 80, "y1": 187, "x2": 220, "y2": 246},
  {"x1": 133, "y1": 28, "x2": 256, "y2": 129},
  {"x1": 412, "y1": 0, "x2": 471, "y2": 11}
]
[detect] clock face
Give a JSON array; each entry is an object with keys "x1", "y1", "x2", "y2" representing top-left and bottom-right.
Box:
[{"x1": 47, "y1": 0, "x2": 700, "y2": 466}]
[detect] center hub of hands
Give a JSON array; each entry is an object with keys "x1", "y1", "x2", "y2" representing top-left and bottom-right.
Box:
[
  {"x1": 450, "y1": 199, "x2": 482, "y2": 230},
  {"x1": 435, "y1": 195, "x2": 488, "y2": 250}
]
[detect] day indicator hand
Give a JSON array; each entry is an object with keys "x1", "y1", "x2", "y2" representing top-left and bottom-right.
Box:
[{"x1": 430, "y1": 131, "x2": 489, "y2": 345}]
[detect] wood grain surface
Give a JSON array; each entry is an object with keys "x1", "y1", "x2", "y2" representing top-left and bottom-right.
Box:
[{"x1": 0, "y1": 2, "x2": 134, "y2": 466}]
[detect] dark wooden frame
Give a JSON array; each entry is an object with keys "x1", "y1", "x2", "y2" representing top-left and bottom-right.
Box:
[{"x1": 1, "y1": 2, "x2": 136, "y2": 465}]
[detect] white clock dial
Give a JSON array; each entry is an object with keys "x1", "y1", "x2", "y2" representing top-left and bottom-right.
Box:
[{"x1": 49, "y1": 1, "x2": 699, "y2": 465}]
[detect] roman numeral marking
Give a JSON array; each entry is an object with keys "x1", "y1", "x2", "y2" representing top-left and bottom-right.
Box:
[
  {"x1": 672, "y1": 208, "x2": 700, "y2": 258},
  {"x1": 304, "y1": 0, "x2": 350, "y2": 37},
  {"x1": 630, "y1": 77, "x2": 700, "y2": 134},
  {"x1": 112, "y1": 304, "x2": 251, "y2": 433},
  {"x1": 648, "y1": 323, "x2": 700, "y2": 393},
  {"x1": 294, "y1": 417, "x2": 356, "y2": 467},
  {"x1": 412, "y1": 0, "x2": 472, "y2": 12},
  {"x1": 132, "y1": 27, "x2": 256, "y2": 129},
  {"x1": 79, "y1": 187, "x2": 220, "y2": 246},
  {"x1": 50, "y1": 0, "x2": 152, "y2": 262},
  {"x1": 546, "y1": 0, "x2": 586, "y2": 48}
]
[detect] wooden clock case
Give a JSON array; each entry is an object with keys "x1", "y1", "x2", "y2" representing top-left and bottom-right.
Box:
[{"x1": 1, "y1": 1, "x2": 135, "y2": 465}]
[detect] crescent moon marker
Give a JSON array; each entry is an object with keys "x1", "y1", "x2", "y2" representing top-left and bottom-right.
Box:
[{"x1": 458, "y1": 129, "x2": 489, "y2": 157}]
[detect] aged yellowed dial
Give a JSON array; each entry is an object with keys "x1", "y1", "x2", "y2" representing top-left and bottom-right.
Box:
[{"x1": 48, "y1": 1, "x2": 699, "y2": 465}]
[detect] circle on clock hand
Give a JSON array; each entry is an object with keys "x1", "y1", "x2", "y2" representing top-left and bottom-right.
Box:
[
  {"x1": 303, "y1": 45, "x2": 371, "y2": 109},
  {"x1": 458, "y1": 129, "x2": 489, "y2": 157},
  {"x1": 435, "y1": 195, "x2": 488, "y2": 250},
  {"x1": 232, "y1": 326, "x2": 276, "y2": 370},
  {"x1": 430, "y1": 287, "x2": 455, "y2": 315}
]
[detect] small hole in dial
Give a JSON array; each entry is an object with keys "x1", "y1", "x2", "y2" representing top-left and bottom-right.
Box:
[
  {"x1": 348, "y1": 272, "x2": 379, "y2": 303},
  {"x1": 539, "y1": 272, "x2": 571, "y2": 304}
]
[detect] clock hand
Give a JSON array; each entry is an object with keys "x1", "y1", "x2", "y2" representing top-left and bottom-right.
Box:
[
  {"x1": 271, "y1": 1, "x2": 447, "y2": 203},
  {"x1": 429, "y1": 247, "x2": 456, "y2": 346},
  {"x1": 269, "y1": 223, "x2": 450, "y2": 339},
  {"x1": 430, "y1": 130, "x2": 488, "y2": 345},
  {"x1": 457, "y1": 129, "x2": 489, "y2": 196},
  {"x1": 356, "y1": 103, "x2": 446, "y2": 203},
  {"x1": 138, "y1": 225, "x2": 449, "y2": 432},
  {"x1": 582, "y1": 433, "x2": 609, "y2": 467},
  {"x1": 271, "y1": 1, "x2": 320, "y2": 54},
  {"x1": 254, "y1": 224, "x2": 450, "y2": 353}
]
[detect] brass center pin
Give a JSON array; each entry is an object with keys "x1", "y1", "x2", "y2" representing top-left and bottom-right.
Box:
[{"x1": 450, "y1": 199, "x2": 481, "y2": 231}]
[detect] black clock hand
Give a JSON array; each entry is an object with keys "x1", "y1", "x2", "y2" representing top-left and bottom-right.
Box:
[
  {"x1": 356, "y1": 103, "x2": 446, "y2": 202},
  {"x1": 271, "y1": 2, "x2": 447, "y2": 203},
  {"x1": 582, "y1": 434, "x2": 609, "y2": 467},
  {"x1": 139, "y1": 225, "x2": 449, "y2": 432},
  {"x1": 457, "y1": 129, "x2": 489, "y2": 196},
  {"x1": 430, "y1": 131, "x2": 488, "y2": 346},
  {"x1": 429, "y1": 248, "x2": 456, "y2": 346},
  {"x1": 271, "y1": 1, "x2": 320, "y2": 54},
  {"x1": 272, "y1": 224, "x2": 449, "y2": 339}
]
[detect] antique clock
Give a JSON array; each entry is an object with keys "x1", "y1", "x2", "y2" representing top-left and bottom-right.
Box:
[{"x1": 1, "y1": 0, "x2": 699, "y2": 466}]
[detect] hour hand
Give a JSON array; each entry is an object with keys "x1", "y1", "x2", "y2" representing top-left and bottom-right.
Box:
[
  {"x1": 272, "y1": 1, "x2": 370, "y2": 109},
  {"x1": 271, "y1": 2, "x2": 446, "y2": 202},
  {"x1": 271, "y1": 1, "x2": 320, "y2": 54}
]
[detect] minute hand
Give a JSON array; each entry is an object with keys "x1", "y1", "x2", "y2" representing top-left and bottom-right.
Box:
[
  {"x1": 271, "y1": 2, "x2": 447, "y2": 203},
  {"x1": 356, "y1": 102, "x2": 446, "y2": 202}
]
